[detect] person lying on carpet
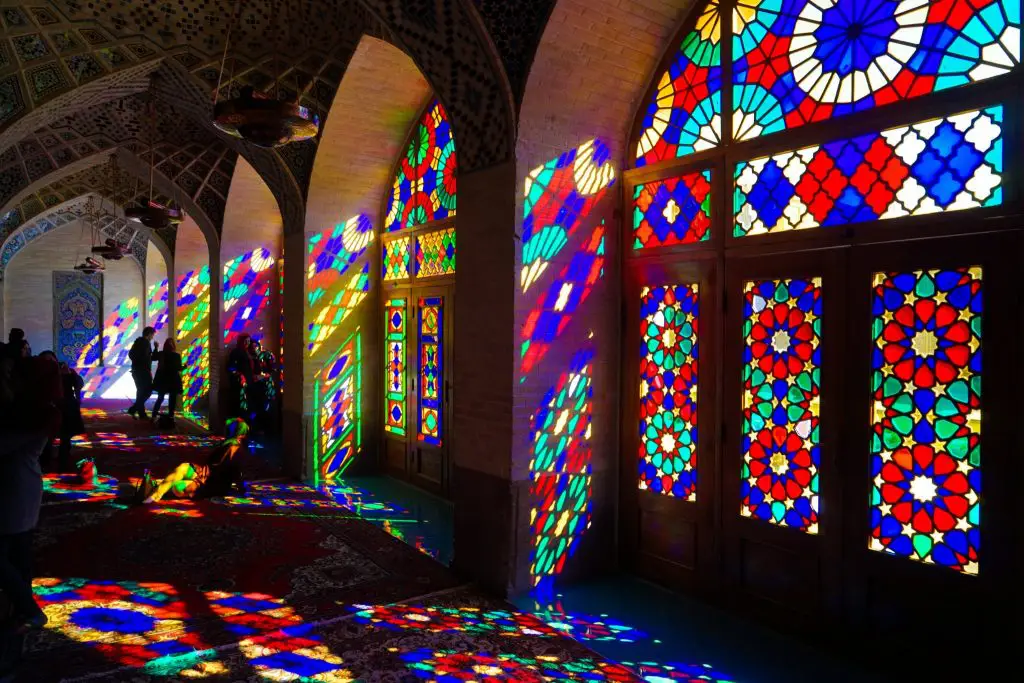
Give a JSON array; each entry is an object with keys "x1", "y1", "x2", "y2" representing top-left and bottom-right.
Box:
[{"x1": 136, "y1": 418, "x2": 250, "y2": 504}]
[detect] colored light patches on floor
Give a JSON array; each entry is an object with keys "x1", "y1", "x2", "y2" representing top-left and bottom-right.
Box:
[
  {"x1": 869, "y1": 268, "x2": 982, "y2": 574},
  {"x1": 400, "y1": 649, "x2": 640, "y2": 682},
  {"x1": 68, "y1": 433, "x2": 222, "y2": 451},
  {"x1": 532, "y1": 604, "x2": 647, "y2": 645},
  {"x1": 224, "y1": 247, "x2": 277, "y2": 346},
  {"x1": 314, "y1": 330, "x2": 362, "y2": 485},
  {"x1": 522, "y1": 139, "x2": 616, "y2": 293},
  {"x1": 42, "y1": 473, "x2": 119, "y2": 503},
  {"x1": 238, "y1": 629, "x2": 352, "y2": 682},
  {"x1": 307, "y1": 262, "x2": 371, "y2": 356},
  {"x1": 146, "y1": 278, "x2": 169, "y2": 333},
  {"x1": 33, "y1": 578, "x2": 207, "y2": 669},
  {"x1": 521, "y1": 224, "x2": 605, "y2": 376},
  {"x1": 734, "y1": 106, "x2": 1003, "y2": 236},
  {"x1": 352, "y1": 604, "x2": 562, "y2": 637},
  {"x1": 529, "y1": 349, "x2": 594, "y2": 592}
]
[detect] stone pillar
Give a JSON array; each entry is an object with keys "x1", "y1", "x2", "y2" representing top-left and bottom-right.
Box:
[
  {"x1": 281, "y1": 229, "x2": 307, "y2": 479},
  {"x1": 451, "y1": 160, "x2": 520, "y2": 594}
]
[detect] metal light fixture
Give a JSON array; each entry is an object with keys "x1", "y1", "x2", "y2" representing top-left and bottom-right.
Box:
[{"x1": 125, "y1": 92, "x2": 185, "y2": 230}]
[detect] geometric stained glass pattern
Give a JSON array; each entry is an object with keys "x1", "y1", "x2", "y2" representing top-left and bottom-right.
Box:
[
  {"x1": 741, "y1": 278, "x2": 822, "y2": 534},
  {"x1": 314, "y1": 329, "x2": 361, "y2": 485},
  {"x1": 416, "y1": 227, "x2": 456, "y2": 278},
  {"x1": 522, "y1": 139, "x2": 616, "y2": 292},
  {"x1": 383, "y1": 236, "x2": 412, "y2": 281},
  {"x1": 385, "y1": 99, "x2": 457, "y2": 232},
  {"x1": 384, "y1": 298, "x2": 407, "y2": 437},
  {"x1": 146, "y1": 278, "x2": 169, "y2": 334},
  {"x1": 529, "y1": 348, "x2": 594, "y2": 592},
  {"x1": 732, "y1": 0, "x2": 1020, "y2": 141},
  {"x1": 176, "y1": 266, "x2": 212, "y2": 414},
  {"x1": 639, "y1": 284, "x2": 699, "y2": 500},
  {"x1": 633, "y1": 170, "x2": 712, "y2": 249},
  {"x1": 636, "y1": 0, "x2": 722, "y2": 166},
  {"x1": 223, "y1": 248, "x2": 276, "y2": 346},
  {"x1": 734, "y1": 106, "x2": 1004, "y2": 236},
  {"x1": 307, "y1": 215, "x2": 375, "y2": 302},
  {"x1": 418, "y1": 297, "x2": 443, "y2": 447},
  {"x1": 869, "y1": 268, "x2": 981, "y2": 575}
]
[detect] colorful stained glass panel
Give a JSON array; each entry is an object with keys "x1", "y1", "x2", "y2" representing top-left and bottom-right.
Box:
[
  {"x1": 634, "y1": 170, "x2": 712, "y2": 249},
  {"x1": 741, "y1": 278, "x2": 821, "y2": 533},
  {"x1": 640, "y1": 284, "x2": 699, "y2": 500},
  {"x1": 418, "y1": 297, "x2": 443, "y2": 446},
  {"x1": 385, "y1": 298, "x2": 407, "y2": 436},
  {"x1": 869, "y1": 268, "x2": 981, "y2": 575},
  {"x1": 386, "y1": 100, "x2": 457, "y2": 231},
  {"x1": 732, "y1": 0, "x2": 1020, "y2": 140},
  {"x1": 416, "y1": 227, "x2": 456, "y2": 277},
  {"x1": 636, "y1": 0, "x2": 722, "y2": 165},
  {"x1": 383, "y1": 236, "x2": 412, "y2": 281},
  {"x1": 315, "y1": 329, "x2": 361, "y2": 484},
  {"x1": 735, "y1": 106, "x2": 1004, "y2": 236}
]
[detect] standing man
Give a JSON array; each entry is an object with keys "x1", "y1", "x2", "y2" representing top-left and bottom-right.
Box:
[{"x1": 127, "y1": 326, "x2": 157, "y2": 420}]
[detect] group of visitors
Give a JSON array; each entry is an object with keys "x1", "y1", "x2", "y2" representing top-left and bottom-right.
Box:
[
  {"x1": 226, "y1": 333, "x2": 279, "y2": 432},
  {"x1": 0, "y1": 322, "x2": 254, "y2": 672},
  {"x1": 127, "y1": 326, "x2": 183, "y2": 425}
]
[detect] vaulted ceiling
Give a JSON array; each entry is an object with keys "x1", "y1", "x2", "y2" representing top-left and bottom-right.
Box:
[{"x1": 0, "y1": 0, "x2": 562, "y2": 254}]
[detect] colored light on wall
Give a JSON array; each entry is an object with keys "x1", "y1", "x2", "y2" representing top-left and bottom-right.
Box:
[
  {"x1": 182, "y1": 329, "x2": 210, "y2": 413},
  {"x1": 386, "y1": 99, "x2": 457, "y2": 232},
  {"x1": 224, "y1": 248, "x2": 277, "y2": 346},
  {"x1": 732, "y1": 1, "x2": 1019, "y2": 141},
  {"x1": 383, "y1": 236, "x2": 412, "y2": 280},
  {"x1": 418, "y1": 297, "x2": 443, "y2": 446},
  {"x1": 416, "y1": 227, "x2": 456, "y2": 278},
  {"x1": 640, "y1": 284, "x2": 699, "y2": 500},
  {"x1": 146, "y1": 279, "x2": 169, "y2": 334},
  {"x1": 521, "y1": 224, "x2": 605, "y2": 376},
  {"x1": 176, "y1": 267, "x2": 211, "y2": 413},
  {"x1": 529, "y1": 349, "x2": 594, "y2": 592},
  {"x1": 77, "y1": 296, "x2": 141, "y2": 399},
  {"x1": 636, "y1": 0, "x2": 722, "y2": 166},
  {"x1": 384, "y1": 298, "x2": 407, "y2": 436},
  {"x1": 741, "y1": 278, "x2": 821, "y2": 533},
  {"x1": 176, "y1": 267, "x2": 211, "y2": 338},
  {"x1": 306, "y1": 262, "x2": 370, "y2": 356},
  {"x1": 869, "y1": 267, "x2": 981, "y2": 575},
  {"x1": 314, "y1": 329, "x2": 361, "y2": 485},
  {"x1": 734, "y1": 106, "x2": 1004, "y2": 236},
  {"x1": 634, "y1": 170, "x2": 712, "y2": 249},
  {"x1": 307, "y1": 215, "x2": 374, "y2": 308},
  {"x1": 522, "y1": 139, "x2": 616, "y2": 292}
]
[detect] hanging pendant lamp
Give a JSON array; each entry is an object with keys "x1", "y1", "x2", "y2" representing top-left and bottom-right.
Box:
[
  {"x1": 126, "y1": 94, "x2": 185, "y2": 230},
  {"x1": 210, "y1": 0, "x2": 319, "y2": 147}
]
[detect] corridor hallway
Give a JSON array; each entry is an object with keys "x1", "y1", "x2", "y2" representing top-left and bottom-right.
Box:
[{"x1": 11, "y1": 400, "x2": 640, "y2": 682}]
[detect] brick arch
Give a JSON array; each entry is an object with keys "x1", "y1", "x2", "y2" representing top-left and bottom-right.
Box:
[
  {"x1": 356, "y1": 0, "x2": 515, "y2": 171},
  {"x1": 306, "y1": 35, "x2": 431, "y2": 235}
]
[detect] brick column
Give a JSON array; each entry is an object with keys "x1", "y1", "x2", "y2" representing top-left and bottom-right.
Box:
[{"x1": 281, "y1": 228, "x2": 307, "y2": 479}]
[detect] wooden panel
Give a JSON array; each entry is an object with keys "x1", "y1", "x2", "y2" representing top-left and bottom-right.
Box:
[
  {"x1": 739, "y1": 537, "x2": 819, "y2": 611},
  {"x1": 383, "y1": 437, "x2": 406, "y2": 474},
  {"x1": 639, "y1": 504, "x2": 696, "y2": 569}
]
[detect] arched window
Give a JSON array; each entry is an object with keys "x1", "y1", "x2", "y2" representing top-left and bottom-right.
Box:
[
  {"x1": 627, "y1": 0, "x2": 1018, "y2": 596},
  {"x1": 380, "y1": 98, "x2": 458, "y2": 496}
]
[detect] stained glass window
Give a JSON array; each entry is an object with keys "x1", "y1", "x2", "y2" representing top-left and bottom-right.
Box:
[
  {"x1": 521, "y1": 225, "x2": 605, "y2": 375},
  {"x1": 385, "y1": 298, "x2": 408, "y2": 437},
  {"x1": 416, "y1": 227, "x2": 456, "y2": 277},
  {"x1": 640, "y1": 284, "x2": 699, "y2": 500},
  {"x1": 741, "y1": 278, "x2": 821, "y2": 533},
  {"x1": 636, "y1": 0, "x2": 722, "y2": 165},
  {"x1": 735, "y1": 106, "x2": 1003, "y2": 236},
  {"x1": 418, "y1": 297, "x2": 443, "y2": 446},
  {"x1": 386, "y1": 99, "x2": 457, "y2": 232},
  {"x1": 314, "y1": 329, "x2": 361, "y2": 484},
  {"x1": 522, "y1": 139, "x2": 616, "y2": 292},
  {"x1": 634, "y1": 170, "x2": 712, "y2": 249},
  {"x1": 383, "y1": 236, "x2": 412, "y2": 281},
  {"x1": 870, "y1": 268, "x2": 981, "y2": 575},
  {"x1": 732, "y1": 0, "x2": 1020, "y2": 141},
  {"x1": 529, "y1": 349, "x2": 594, "y2": 590}
]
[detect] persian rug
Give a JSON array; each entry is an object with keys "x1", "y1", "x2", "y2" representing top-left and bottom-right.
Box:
[{"x1": 53, "y1": 270, "x2": 102, "y2": 367}]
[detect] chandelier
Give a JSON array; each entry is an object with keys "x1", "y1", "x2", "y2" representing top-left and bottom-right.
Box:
[{"x1": 125, "y1": 91, "x2": 185, "y2": 230}]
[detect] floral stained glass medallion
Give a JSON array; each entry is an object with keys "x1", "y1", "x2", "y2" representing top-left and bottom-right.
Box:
[
  {"x1": 734, "y1": 106, "x2": 1004, "y2": 236},
  {"x1": 640, "y1": 284, "x2": 699, "y2": 500},
  {"x1": 870, "y1": 268, "x2": 981, "y2": 575},
  {"x1": 636, "y1": 0, "x2": 722, "y2": 165},
  {"x1": 386, "y1": 100, "x2": 457, "y2": 231},
  {"x1": 741, "y1": 278, "x2": 821, "y2": 533},
  {"x1": 634, "y1": 170, "x2": 712, "y2": 249},
  {"x1": 732, "y1": 0, "x2": 1020, "y2": 140}
]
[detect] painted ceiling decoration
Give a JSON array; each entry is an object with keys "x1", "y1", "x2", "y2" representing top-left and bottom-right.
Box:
[{"x1": 0, "y1": 194, "x2": 149, "y2": 279}]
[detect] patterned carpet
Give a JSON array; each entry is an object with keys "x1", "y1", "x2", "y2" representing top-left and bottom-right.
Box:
[{"x1": 9, "y1": 400, "x2": 639, "y2": 682}]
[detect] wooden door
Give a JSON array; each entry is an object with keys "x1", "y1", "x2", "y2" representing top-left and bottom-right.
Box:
[{"x1": 409, "y1": 286, "x2": 452, "y2": 494}]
